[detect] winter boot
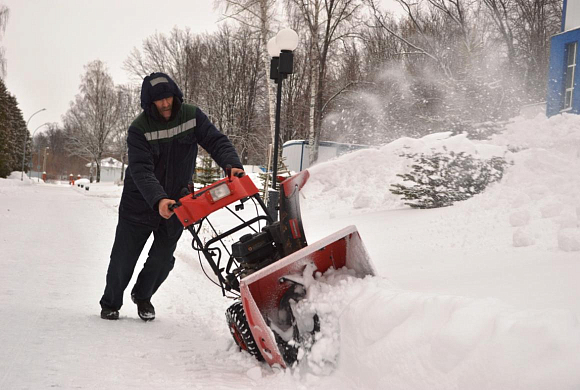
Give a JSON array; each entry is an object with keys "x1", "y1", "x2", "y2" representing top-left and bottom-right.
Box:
[
  {"x1": 132, "y1": 295, "x2": 155, "y2": 321},
  {"x1": 100, "y1": 307, "x2": 119, "y2": 320}
]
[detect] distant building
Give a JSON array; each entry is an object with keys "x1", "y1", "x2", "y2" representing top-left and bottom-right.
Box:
[
  {"x1": 547, "y1": 0, "x2": 580, "y2": 116},
  {"x1": 282, "y1": 140, "x2": 369, "y2": 172},
  {"x1": 86, "y1": 157, "x2": 124, "y2": 182}
]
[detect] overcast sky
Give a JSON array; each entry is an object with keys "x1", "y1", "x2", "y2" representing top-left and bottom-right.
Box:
[
  {"x1": 1, "y1": 0, "x2": 401, "y2": 132},
  {"x1": 1, "y1": 0, "x2": 223, "y2": 130}
]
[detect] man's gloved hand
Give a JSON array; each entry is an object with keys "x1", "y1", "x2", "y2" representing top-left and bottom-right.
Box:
[
  {"x1": 231, "y1": 168, "x2": 245, "y2": 178},
  {"x1": 158, "y1": 198, "x2": 176, "y2": 219}
]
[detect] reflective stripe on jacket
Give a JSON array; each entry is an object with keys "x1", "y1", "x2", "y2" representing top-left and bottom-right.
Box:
[{"x1": 119, "y1": 102, "x2": 243, "y2": 231}]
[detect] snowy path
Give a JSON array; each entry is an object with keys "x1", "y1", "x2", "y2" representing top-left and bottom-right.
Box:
[
  {"x1": 0, "y1": 183, "x2": 298, "y2": 390},
  {"x1": 2, "y1": 181, "x2": 579, "y2": 390}
]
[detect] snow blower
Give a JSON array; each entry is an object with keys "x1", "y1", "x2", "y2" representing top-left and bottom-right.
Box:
[{"x1": 170, "y1": 167, "x2": 376, "y2": 368}]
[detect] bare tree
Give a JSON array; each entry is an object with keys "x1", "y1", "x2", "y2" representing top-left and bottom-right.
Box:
[
  {"x1": 359, "y1": 14, "x2": 403, "y2": 72},
  {"x1": 123, "y1": 27, "x2": 199, "y2": 102},
  {"x1": 123, "y1": 25, "x2": 269, "y2": 164},
  {"x1": 63, "y1": 60, "x2": 119, "y2": 182},
  {"x1": 482, "y1": 0, "x2": 516, "y2": 64},
  {"x1": 217, "y1": 0, "x2": 279, "y2": 149},
  {"x1": 0, "y1": 5, "x2": 9, "y2": 79},
  {"x1": 199, "y1": 25, "x2": 267, "y2": 164},
  {"x1": 113, "y1": 84, "x2": 141, "y2": 181},
  {"x1": 280, "y1": 45, "x2": 311, "y2": 143},
  {"x1": 368, "y1": 0, "x2": 492, "y2": 80},
  {"x1": 286, "y1": 0, "x2": 362, "y2": 164},
  {"x1": 32, "y1": 124, "x2": 88, "y2": 180},
  {"x1": 511, "y1": 0, "x2": 561, "y2": 100}
]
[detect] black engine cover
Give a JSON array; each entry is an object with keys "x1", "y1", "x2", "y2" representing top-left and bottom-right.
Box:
[{"x1": 232, "y1": 230, "x2": 277, "y2": 264}]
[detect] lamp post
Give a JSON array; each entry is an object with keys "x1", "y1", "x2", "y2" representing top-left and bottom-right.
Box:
[
  {"x1": 42, "y1": 147, "x2": 49, "y2": 182},
  {"x1": 21, "y1": 108, "x2": 46, "y2": 181},
  {"x1": 29, "y1": 123, "x2": 49, "y2": 180},
  {"x1": 266, "y1": 28, "x2": 298, "y2": 220}
]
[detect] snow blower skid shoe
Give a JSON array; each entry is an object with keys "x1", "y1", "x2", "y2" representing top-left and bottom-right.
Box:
[{"x1": 171, "y1": 168, "x2": 377, "y2": 368}]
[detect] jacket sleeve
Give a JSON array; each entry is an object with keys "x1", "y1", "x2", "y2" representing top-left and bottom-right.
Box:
[
  {"x1": 194, "y1": 109, "x2": 243, "y2": 170},
  {"x1": 127, "y1": 125, "x2": 168, "y2": 211}
]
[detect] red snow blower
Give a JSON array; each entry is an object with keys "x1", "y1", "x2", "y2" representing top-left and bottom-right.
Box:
[{"x1": 170, "y1": 167, "x2": 376, "y2": 368}]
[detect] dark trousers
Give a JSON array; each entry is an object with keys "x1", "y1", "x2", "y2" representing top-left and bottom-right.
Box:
[{"x1": 100, "y1": 217, "x2": 183, "y2": 310}]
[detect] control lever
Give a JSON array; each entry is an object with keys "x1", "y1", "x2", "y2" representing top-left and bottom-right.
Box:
[
  {"x1": 226, "y1": 164, "x2": 232, "y2": 181},
  {"x1": 169, "y1": 200, "x2": 182, "y2": 211}
]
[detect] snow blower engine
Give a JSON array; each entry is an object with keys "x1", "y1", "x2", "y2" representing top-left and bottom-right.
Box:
[{"x1": 170, "y1": 167, "x2": 376, "y2": 368}]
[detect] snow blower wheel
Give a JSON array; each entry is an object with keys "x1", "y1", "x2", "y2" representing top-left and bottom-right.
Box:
[{"x1": 226, "y1": 301, "x2": 264, "y2": 361}]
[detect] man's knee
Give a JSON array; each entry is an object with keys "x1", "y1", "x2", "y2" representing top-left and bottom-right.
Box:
[{"x1": 164, "y1": 256, "x2": 176, "y2": 272}]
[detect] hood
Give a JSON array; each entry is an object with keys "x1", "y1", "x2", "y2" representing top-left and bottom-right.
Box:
[{"x1": 140, "y1": 72, "x2": 184, "y2": 119}]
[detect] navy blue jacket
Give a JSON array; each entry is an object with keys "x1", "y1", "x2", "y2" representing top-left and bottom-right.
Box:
[{"x1": 119, "y1": 73, "x2": 243, "y2": 231}]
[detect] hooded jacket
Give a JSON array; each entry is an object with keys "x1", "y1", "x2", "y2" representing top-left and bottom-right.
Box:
[{"x1": 119, "y1": 72, "x2": 243, "y2": 231}]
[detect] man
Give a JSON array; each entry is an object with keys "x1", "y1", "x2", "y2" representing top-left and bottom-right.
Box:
[{"x1": 100, "y1": 72, "x2": 244, "y2": 321}]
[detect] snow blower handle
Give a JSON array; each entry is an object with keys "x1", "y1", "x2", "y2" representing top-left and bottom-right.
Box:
[
  {"x1": 169, "y1": 200, "x2": 182, "y2": 211},
  {"x1": 169, "y1": 183, "x2": 192, "y2": 212},
  {"x1": 226, "y1": 164, "x2": 245, "y2": 181}
]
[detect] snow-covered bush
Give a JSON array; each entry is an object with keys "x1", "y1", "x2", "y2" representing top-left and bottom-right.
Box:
[{"x1": 390, "y1": 151, "x2": 509, "y2": 209}]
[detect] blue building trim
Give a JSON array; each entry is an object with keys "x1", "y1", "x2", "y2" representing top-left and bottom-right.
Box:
[{"x1": 546, "y1": 28, "x2": 580, "y2": 117}]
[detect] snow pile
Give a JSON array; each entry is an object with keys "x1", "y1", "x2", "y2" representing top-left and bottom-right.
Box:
[
  {"x1": 303, "y1": 114, "x2": 580, "y2": 251},
  {"x1": 289, "y1": 267, "x2": 580, "y2": 389},
  {"x1": 70, "y1": 180, "x2": 124, "y2": 199},
  {"x1": 283, "y1": 266, "x2": 362, "y2": 376},
  {"x1": 287, "y1": 113, "x2": 580, "y2": 386},
  {"x1": 284, "y1": 270, "x2": 580, "y2": 389},
  {"x1": 0, "y1": 171, "x2": 36, "y2": 187},
  {"x1": 301, "y1": 132, "x2": 506, "y2": 216},
  {"x1": 484, "y1": 113, "x2": 580, "y2": 251},
  {"x1": 335, "y1": 277, "x2": 580, "y2": 389}
]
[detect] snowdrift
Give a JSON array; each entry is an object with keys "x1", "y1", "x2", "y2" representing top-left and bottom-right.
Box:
[
  {"x1": 287, "y1": 113, "x2": 580, "y2": 388},
  {"x1": 302, "y1": 113, "x2": 580, "y2": 252}
]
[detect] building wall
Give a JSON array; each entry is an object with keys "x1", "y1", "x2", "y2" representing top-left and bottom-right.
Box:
[
  {"x1": 546, "y1": 28, "x2": 580, "y2": 116},
  {"x1": 99, "y1": 166, "x2": 123, "y2": 182},
  {"x1": 282, "y1": 140, "x2": 369, "y2": 172},
  {"x1": 564, "y1": 0, "x2": 580, "y2": 32}
]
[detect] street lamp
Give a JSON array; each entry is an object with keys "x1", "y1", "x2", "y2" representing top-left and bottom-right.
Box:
[
  {"x1": 42, "y1": 147, "x2": 49, "y2": 182},
  {"x1": 267, "y1": 28, "x2": 299, "y2": 220},
  {"x1": 21, "y1": 108, "x2": 46, "y2": 181},
  {"x1": 29, "y1": 122, "x2": 49, "y2": 180}
]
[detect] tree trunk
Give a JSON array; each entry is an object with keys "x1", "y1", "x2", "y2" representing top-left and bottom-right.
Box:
[
  {"x1": 308, "y1": 58, "x2": 320, "y2": 165},
  {"x1": 259, "y1": 1, "x2": 277, "y2": 151},
  {"x1": 120, "y1": 156, "x2": 125, "y2": 182}
]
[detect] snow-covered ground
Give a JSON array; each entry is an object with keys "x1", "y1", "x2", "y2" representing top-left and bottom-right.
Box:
[{"x1": 1, "y1": 113, "x2": 579, "y2": 389}]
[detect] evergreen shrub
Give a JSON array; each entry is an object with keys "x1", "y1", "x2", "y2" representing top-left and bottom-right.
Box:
[{"x1": 390, "y1": 151, "x2": 509, "y2": 209}]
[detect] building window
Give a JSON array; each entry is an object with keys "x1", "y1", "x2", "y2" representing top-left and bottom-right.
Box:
[{"x1": 563, "y1": 42, "x2": 577, "y2": 111}]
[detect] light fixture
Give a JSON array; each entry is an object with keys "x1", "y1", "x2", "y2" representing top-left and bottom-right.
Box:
[
  {"x1": 208, "y1": 182, "x2": 231, "y2": 202},
  {"x1": 268, "y1": 37, "x2": 281, "y2": 80},
  {"x1": 276, "y1": 28, "x2": 299, "y2": 51},
  {"x1": 276, "y1": 28, "x2": 298, "y2": 76},
  {"x1": 267, "y1": 37, "x2": 281, "y2": 58}
]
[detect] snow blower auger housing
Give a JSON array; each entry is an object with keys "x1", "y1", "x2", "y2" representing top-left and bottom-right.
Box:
[{"x1": 171, "y1": 168, "x2": 377, "y2": 368}]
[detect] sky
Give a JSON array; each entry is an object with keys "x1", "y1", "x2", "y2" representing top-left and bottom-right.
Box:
[
  {"x1": 1, "y1": 0, "x2": 224, "y2": 130},
  {"x1": 1, "y1": 0, "x2": 403, "y2": 134}
]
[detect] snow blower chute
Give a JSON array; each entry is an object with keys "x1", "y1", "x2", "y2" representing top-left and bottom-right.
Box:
[{"x1": 171, "y1": 168, "x2": 376, "y2": 368}]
